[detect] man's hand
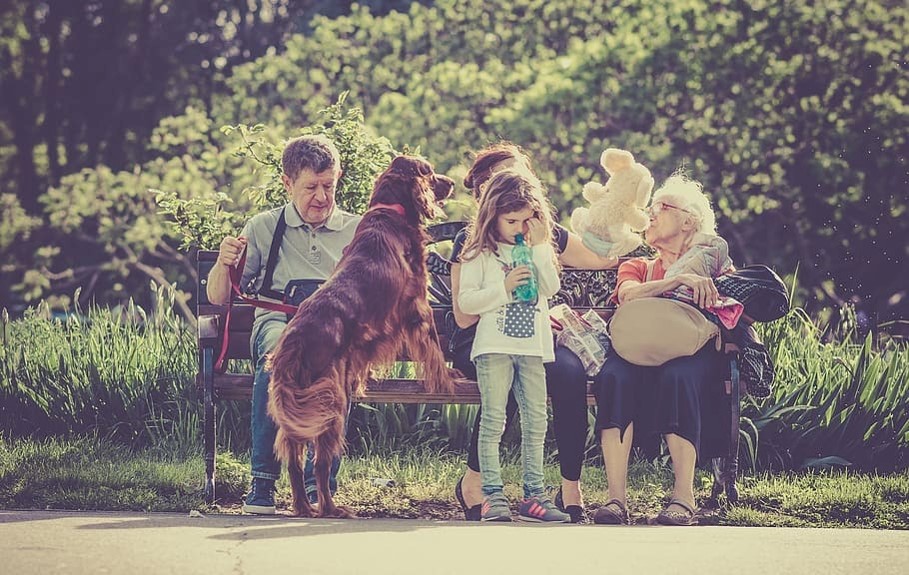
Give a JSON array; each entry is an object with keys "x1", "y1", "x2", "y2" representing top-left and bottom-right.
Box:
[{"x1": 217, "y1": 236, "x2": 247, "y2": 268}]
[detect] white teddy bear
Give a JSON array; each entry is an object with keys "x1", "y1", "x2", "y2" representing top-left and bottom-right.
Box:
[{"x1": 570, "y1": 148, "x2": 654, "y2": 258}]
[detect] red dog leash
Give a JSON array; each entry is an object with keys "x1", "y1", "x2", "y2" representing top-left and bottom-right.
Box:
[{"x1": 215, "y1": 247, "x2": 299, "y2": 372}]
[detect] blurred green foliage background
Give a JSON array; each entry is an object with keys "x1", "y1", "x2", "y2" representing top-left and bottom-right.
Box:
[{"x1": 1, "y1": 0, "x2": 906, "y2": 333}]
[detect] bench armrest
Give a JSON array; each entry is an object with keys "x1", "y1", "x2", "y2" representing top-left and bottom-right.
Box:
[{"x1": 198, "y1": 314, "x2": 221, "y2": 347}]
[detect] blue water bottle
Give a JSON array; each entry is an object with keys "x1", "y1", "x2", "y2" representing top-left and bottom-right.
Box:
[{"x1": 511, "y1": 233, "x2": 539, "y2": 303}]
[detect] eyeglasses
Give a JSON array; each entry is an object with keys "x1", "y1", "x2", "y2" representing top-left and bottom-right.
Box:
[{"x1": 648, "y1": 201, "x2": 692, "y2": 217}]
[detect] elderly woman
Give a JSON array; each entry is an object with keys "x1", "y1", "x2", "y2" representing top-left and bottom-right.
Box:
[
  {"x1": 592, "y1": 174, "x2": 731, "y2": 526},
  {"x1": 452, "y1": 142, "x2": 618, "y2": 522}
]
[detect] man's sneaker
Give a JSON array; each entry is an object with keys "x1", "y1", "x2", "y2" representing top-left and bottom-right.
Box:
[
  {"x1": 517, "y1": 496, "x2": 571, "y2": 523},
  {"x1": 241, "y1": 478, "x2": 276, "y2": 515},
  {"x1": 481, "y1": 493, "x2": 512, "y2": 522}
]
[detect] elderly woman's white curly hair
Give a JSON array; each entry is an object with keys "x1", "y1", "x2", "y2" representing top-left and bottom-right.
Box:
[{"x1": 651, "y1": 172, "x2": 717, "y2": 235}]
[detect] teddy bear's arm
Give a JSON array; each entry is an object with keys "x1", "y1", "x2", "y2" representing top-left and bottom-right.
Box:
[
  {"x1": 627, "y1": 208, "x2": 650, "y2": 232},
  {"x1": 582, "y1": 181, "x2": 607, "y2": 202}
]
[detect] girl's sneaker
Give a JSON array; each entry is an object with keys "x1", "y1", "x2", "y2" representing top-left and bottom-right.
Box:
[
  {"x1": 517, "y1": 496, "x2": 571, "y2": 523},
  {"x1": 481, "y1": 493, "x2": 513, "y2": 522}
]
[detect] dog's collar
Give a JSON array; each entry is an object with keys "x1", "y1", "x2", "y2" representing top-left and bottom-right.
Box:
[{"x1": 369, "y1": 203, "x2": 406, "y2": 217}]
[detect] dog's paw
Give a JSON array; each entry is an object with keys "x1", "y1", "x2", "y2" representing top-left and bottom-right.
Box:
[
  {"x1": 290, "y1": 498, "x2": 317, "y2": 518},
  {"x1": 319, "y1": 505, "x2": 358, "y2": 519},
  {"x1": 290, "y1": 504, "x2": 316, "y2": 518}
]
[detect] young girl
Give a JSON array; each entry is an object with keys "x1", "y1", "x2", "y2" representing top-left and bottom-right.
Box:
[
  {"x1": 458, "y1": 168, "x2": 569, "y2": 523},
  {"x1": 453, "y1": 142, "x2": 616, "y2": 523}
]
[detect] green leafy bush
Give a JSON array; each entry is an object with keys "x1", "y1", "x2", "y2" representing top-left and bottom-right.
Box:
[
  {"x1": 0, "y1": 283, "x2": 197, "y2": 445},
  {"x1": 741, "y1": 309, "x2": 909, "y2": 472},
  {"x1": 156, "y1": 92, "x2": 395, "y2": 251}
]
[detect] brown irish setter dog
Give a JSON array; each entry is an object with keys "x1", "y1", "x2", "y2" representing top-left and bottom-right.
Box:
[{"x1": 266, "y1": 155, "x2": 459, "y2": 518}]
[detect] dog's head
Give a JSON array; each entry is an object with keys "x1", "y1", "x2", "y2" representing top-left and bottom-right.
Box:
[{"x1": 369, "y1": 155, "x2": 454, "y2": 222}]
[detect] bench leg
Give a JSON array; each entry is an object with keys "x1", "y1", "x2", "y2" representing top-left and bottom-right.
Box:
[
  {"x1": 711, "y1": 357, "x2": 741, "y2": 504},
  {"x1": 202, "y1": 346, "x2": 217, "y2": 504},
  {"x1": 726, "y1": 359, "x2": 741, "y2": 503}
]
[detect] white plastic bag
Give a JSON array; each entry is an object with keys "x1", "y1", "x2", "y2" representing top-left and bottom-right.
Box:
[{"x1": 550, "y1": 304, "x2": 611, "y2": 376}]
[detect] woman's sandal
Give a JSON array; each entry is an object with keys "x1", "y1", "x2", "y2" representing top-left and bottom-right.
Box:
[
  {"x1": 455, "y1": 476, "x2": 482, "y2": 522},
  {"x1": 555, "y1": 487, "x2": 588, "y2": 524},
  {"x1": 656, "y1": 498, "x2": 698, "y2": 526},
  {"x1": 592, "y1": 498, "x2": 628, "y2": 525}
]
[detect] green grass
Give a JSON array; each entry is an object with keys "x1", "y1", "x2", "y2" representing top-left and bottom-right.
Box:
[
  {"x1": 2, "y1": 435, "x2": 906, "y2": 528},
  {"x1": 0, "y1": 436, "x2": 206, "y2": 511},
  {"x1": 725, "y1": 472, "x2": 909, "y2": 529}
]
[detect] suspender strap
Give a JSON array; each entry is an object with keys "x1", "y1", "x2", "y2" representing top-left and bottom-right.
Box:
[
  {"x1": 258, "y1": 207, "x2": 288, "y2": 300},
  {"x1": 645, "y1": 259, "x2": 656, "y2": 282}
]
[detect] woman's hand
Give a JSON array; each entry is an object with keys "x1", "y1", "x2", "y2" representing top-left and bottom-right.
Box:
[
  {"x1": 525, "y1": 218, "x2": 545, "y2": 246},
  {"x1": 504, "y1": 266, "x2": 532, "y2": 292},
  {"x1": 675, "y1": 273, "x2": 719, "y2": 309}
]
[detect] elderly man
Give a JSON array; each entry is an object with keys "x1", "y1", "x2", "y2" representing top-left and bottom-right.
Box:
[{"x1": 207, "y1": 135, "x2": 360, "y2": 514}]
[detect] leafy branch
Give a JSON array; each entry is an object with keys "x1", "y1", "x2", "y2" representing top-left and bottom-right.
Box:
[{"x1": 156, "y1": 92, "x2": 396, "y2": 252}]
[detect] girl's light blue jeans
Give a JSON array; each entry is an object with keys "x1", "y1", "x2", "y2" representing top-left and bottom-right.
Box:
[{"x1": 474, "y1": 353, "x2": 548, "y2": 499}]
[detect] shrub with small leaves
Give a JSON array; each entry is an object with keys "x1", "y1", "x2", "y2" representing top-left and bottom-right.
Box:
[{"x1": 157, "y1": 92, "x2": 396, "y2": 251}]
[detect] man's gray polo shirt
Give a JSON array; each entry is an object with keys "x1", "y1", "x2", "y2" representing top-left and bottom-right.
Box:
[{"x1": 240, "y1": 203, "x2": 361, "y2": 326}]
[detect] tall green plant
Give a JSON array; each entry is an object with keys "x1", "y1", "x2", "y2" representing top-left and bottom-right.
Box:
[
  {"x1": 0, "y1": 283, "x2": 197, "y2": 445},
  {"x1": 742, "y1": 309, "x2": 909, "y2": 471}
]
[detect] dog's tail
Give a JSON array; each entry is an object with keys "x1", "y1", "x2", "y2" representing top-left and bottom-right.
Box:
[{"x1": 266, "y1": 345, "x2": 346, "y2": 455}]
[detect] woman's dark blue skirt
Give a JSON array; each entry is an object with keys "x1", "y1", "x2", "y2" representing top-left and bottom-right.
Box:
[{"x1": 594, "y1": 345, "x2": 732, "y2": 461}]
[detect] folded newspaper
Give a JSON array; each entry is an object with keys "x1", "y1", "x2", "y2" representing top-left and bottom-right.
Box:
[{"x1": 550, "y1": 304, "x2": 611, "y2": 376}]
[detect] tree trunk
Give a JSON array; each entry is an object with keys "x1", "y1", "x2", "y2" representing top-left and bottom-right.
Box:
[{"x1": 43, "y1": 1, "x2": 63, "y2": 184}]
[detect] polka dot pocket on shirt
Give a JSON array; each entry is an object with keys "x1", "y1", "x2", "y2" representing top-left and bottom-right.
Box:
[{"x1": 502, "y1": 302, "x2": 536, "y2": 339}]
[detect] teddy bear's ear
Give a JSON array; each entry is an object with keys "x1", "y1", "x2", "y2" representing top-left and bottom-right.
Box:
[{"x1": 601, "y1": 148, "x2": 634, "y2": 175}]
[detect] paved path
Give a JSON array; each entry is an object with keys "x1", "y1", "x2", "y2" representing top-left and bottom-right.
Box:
[{"x1": 2, "y1": 510, "x2": 908, "y2": 575}]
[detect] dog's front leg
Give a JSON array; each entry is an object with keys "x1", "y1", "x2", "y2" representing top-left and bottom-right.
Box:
[{"x1": 406, "y1": 300, "x2": 460, "y2": 393}]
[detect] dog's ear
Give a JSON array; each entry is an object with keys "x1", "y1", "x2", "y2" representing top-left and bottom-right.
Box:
[
  {"x1": 431, "y1": 174, "x2": 455, "y2": 201},
  {"x1": 413, "y1": 171, "x2": 452, "y2": 221},
  {"x1": 374, "y1": 155, "x2": 449, "y2": 221}
]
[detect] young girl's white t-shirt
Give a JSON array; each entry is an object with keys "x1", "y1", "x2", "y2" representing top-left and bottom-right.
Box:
[{"x1": 457, "y1": 242, "x2": 561, "y2": 363}]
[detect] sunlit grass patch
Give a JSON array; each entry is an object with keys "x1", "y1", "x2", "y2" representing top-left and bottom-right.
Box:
[
  {"x1": 2, "y1": 436, "x2": 907, "y2": 528},
  {"x1": 0, "y1": 435, "x2": 206, "y2": 512},
  {"x1": 734, "y1": 471, "x2": 909, "y2": 529}
]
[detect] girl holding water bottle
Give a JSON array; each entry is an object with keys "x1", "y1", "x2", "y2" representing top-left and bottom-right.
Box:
[{"x1": 458, "y1": 168, "x2": 569, "y2": 523}]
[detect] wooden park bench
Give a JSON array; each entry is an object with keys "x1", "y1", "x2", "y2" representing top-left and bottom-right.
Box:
[{"x1": 196, "y1": 221, "x2": 742, "y2": 504}]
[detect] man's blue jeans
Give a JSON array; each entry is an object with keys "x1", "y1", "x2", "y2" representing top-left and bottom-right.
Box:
[
  {"x1": 251, "y1": 317, "x2": 341, "y2": 499},
  {"x1": 474, "y1": 353, "x2": 548, "y2": 499}
]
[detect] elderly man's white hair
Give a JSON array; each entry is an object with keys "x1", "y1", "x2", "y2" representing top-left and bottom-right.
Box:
[{"x1": 652, "y1": 173, "x2": 717, "y2": 235}]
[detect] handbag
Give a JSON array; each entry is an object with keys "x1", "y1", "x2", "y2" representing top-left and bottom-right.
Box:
[
  {"x1": 608, "y1": 260, "x2": 720, "y2": 367},
  {"x1": 714, "y1": 265, "x2": 789, "y2": 322},
  {"x1": 727, "y1": 322, "x2": 775, "y2": 398},
  {"x1": 445, "y1": 310, "x2": 477, "y2": 357}
]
